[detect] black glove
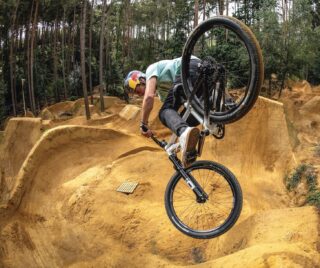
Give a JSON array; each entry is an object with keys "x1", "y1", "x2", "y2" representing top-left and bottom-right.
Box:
[{"x1": 140, "y1": 121, "x2": 149, "y2": 132}]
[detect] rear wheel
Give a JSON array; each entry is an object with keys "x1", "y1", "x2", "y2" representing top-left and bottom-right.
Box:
[
  {"x1": 181, "y1": 16, "x2": 264, "y2": 124},
  {"x1": 165, "y1": 160, "x2": 242, "y2": 239}
]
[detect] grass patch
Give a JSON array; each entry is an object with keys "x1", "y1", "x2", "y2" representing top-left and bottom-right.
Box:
[
  {"x1": 306, "y1": 191, "x2": 320, "y2": 208},
  {"x1": 285, "y1": 164, "x2": 308, "y2": 191},
  {"x1": 285, "y1": 164, "x2": 320, "y2": 208}
]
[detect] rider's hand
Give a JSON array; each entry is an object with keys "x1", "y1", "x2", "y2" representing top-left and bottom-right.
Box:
[{"x1": 140, "y1": 122, "x2": 153, "y2": 138}]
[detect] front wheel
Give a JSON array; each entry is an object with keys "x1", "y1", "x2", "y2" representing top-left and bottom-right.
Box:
[{"x1": 165, "y1": 160, "x2": 242, "y2": 239}]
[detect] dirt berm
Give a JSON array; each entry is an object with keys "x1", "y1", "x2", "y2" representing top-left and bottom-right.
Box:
[{"x1": 0, "y1": 96, "x2": 319, "y2": 267}]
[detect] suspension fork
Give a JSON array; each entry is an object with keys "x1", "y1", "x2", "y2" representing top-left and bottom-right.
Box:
[
  {"x1": 151, "y1": 124, "x2": 208, "y2": 202},
  {"x1": 169, "y1": 155, "x2": 208, "y2": 202}
]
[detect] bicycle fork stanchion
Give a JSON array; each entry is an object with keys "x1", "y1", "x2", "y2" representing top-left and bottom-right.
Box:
[{"x1": 168, "y1": 155, "x2": 208, "y2": 202}]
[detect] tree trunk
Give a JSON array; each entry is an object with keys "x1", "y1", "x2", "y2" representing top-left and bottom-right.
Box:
[
  {"x1": 9, "y1": 0, "x2": 20, "y2": 116},
  {"x1": 66, "y1": 13, "x2": 74, "y2": 97},
  {"x1": 279, "y1": 70, "x2": 287, "y2": 99},
  {"x1": 27, "y1": 1, "x2": 34, "y2": 114},
  {"x1": 194, "y1": 0, "x2": 199, "y2": 28},
  {"x1": 218, "y1": 0, "x2": 225, "y2": 15},
  {"x1": 21, "y1": 79, "x2": 26, "y2": 116},
  {"x1": 280, "y1": 0, "x2": 289, "y2": 100},
  {"x1": 166, "y1": 8, "x2": 170, "y2": 41},
  {"x1": 25, "y1": 21, "x2": 30, "y2": 110},
  {"x1": 9, "y1": 32, "x2": 17, "y2": 116},
  {"x1": 53, "y1": 18, "x2": 60, "y2": 102},
  {"x1": 72, "y1": 8, "x2": 79, "y2": 97},
  {"x1": 80, "y1": 0, "x2": 91, "y2": 120},
  {"x1": 88, "y1": 0, "x2": 95, "y2": 104},
  {"x1": 29, "y1": 0, "x2": 39, "y2": 115},
  {"x1": 268, "y1": 76, "x2": 272, "y2": 97},
  {"x1": 122, "y1": 0, "x2": 130, "y2": 60},
  {"x1": 99, "y1": 0, "x2": 108, "y2": 112},
  {"x1": 203, "y1": 0, "x2": 206, "y2": 21},
  {"x1": 62, "y1": 7, "x2": 68, "y2": 100},
  {"x1": 226, "y1": 0, "x2": 229, "y2": 16}
]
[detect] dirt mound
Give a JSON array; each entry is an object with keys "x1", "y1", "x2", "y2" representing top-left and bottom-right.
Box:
[
  {"x1": 197, "y1": 206, "x2": 319, "y2": 267},
  {"x1": 0, "y1": 118, "x2": 43, "y2": 203},
  {"x1": 300, "y1": 96, "x2": 320, "y2": 121},
  {"x1": 119, "y1": 105, "x2": 141, "y2": 120},
  {"x1": 40, "y1": 97, "x2": 126, "y2": 122},
  {"x1": 0, "y1": 96, "x2": 319, "y2": 267},
  {"x1": 103, "y1": 97, "x2": 170, "y2": 136},
  {"x1": 203, "y1": 97, "x2": 295, "y2": 212},
  {"x1": 289, "y1": 80, "x2": 313, "y2": 94},
  {"x1": 69, "y1": 96, "x2": 127, "y2": 117},
  {"x1": 40, "y1": 101, "x2": 75, "y2": 120},
  {"x1": 280, "y1": 83, "x2": 320, "y2": 168}
]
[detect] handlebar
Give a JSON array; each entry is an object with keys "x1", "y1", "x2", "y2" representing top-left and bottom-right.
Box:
[
  {"x1": 151, "y1": 135, "x2": 167, "y2": 148},
  {"x1": 141, "y1": 123, "x2": 168, "y2": 148}
]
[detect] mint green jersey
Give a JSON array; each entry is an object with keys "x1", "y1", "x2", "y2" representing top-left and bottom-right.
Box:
[{"x1": 146, "y1": 56, "x2": 199, "y2": 101}]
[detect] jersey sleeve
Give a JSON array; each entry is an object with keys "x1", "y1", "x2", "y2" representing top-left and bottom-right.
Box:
[{"x1": 146, "y1": 63, "x2": 159, "y2": 80}]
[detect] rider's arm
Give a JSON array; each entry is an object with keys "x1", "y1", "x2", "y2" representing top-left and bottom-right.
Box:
[{"x1": 141, "y1": 76, "x2": 157, "y2": 124}]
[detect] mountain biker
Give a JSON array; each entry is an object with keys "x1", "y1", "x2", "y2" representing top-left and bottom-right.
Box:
[{"x1": 125, "y1": 56, "x2": 201, "y2": 167}]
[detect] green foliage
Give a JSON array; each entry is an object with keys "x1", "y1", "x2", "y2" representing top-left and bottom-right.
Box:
[
  {"x1": 253, "y1": 0, "x2": 281, "y2": 81},
  {"x1": 285, "y1": 164, "x2": 308, "y2": 191},
  {"x1": 1, "y1": 0, "x2": 320, "y2": 124},
  {"x1": 306, "y1": 191, "x2": 320, "y2": 208},
  {"x1": 285, "y1": 164, "x2": 320, "y2": 208},
  {"x1": 285, "y1": 164, "x2": 318, "y2": 192},
  {"x1": 251, "y1": 0, "x2": 320, "y2": 86},
  {"x1": 305, "y1": 168, "x2": 317, "y2": 192},
  {"x1": 68, "y1": 95, "x2": 78, "y2": 101},
  {"x1": 68, "y1": 65, "x2": 81, "y2": 98}
]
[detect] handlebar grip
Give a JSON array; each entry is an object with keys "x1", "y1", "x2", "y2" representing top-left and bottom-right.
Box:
[{"x1": 140, "y1": 124, "x2": 149, "y2": 132}]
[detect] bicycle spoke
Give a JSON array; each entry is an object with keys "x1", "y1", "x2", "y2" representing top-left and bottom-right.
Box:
[{"x1": 171, "y1": 165, "x2": 236, "y2": 232}]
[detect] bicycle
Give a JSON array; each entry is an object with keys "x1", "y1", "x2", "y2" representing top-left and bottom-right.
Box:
[{"x1": 147, "y1": 16, "x2": 264, "y2": 239}]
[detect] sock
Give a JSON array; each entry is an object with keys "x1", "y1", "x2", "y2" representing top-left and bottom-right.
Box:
[{"x1": 177, "y1": 126, "x2": 187, "y2": 137}]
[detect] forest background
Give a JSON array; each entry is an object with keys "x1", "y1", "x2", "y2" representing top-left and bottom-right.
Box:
[{"x1": 0, "y1": 0, "x2": 319, "y2": 127}]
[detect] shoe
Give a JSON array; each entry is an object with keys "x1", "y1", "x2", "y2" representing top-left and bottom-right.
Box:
[{"x1": 179, "y1": 127, "x2": 200, "y2": 167}]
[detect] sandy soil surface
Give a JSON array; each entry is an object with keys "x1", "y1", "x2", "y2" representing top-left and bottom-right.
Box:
[
  {"x1": 0, "y1": 90, "x2": 319, "y2": 267},
  {"x1": 280, "y1": 81, "x2": 320, "y2": 166}
]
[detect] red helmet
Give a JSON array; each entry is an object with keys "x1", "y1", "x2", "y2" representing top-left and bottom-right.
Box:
[{"x1": 124, "y1": 71, "x2": 146, "y2": 91}]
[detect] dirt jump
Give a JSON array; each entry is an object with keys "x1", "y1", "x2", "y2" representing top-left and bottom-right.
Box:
[{"x1": 0, "y1": 91, "x2": 319, "y2": 267}]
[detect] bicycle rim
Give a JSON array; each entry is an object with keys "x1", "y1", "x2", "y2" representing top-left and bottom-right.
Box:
[
  {"x1": 165, "y1": 161, "x2": 242, "y2": 239},
  {"x1": 181, "y1": 16, "x2": 263, "y2": 124}
]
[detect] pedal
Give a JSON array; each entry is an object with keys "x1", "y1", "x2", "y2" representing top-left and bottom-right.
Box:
[{"x1": 186, "y1": 149, "x2": 198, "y2": 163}]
